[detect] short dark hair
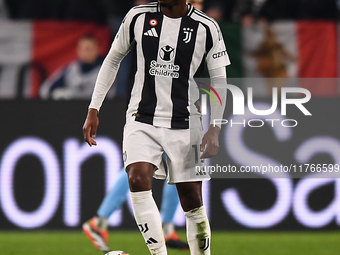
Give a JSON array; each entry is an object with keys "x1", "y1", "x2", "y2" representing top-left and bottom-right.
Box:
[{"x1": 79, "y1": 34, "x2": 98, "y2": 44}]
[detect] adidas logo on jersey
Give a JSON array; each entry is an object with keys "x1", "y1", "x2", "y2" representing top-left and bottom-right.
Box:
[{"x1": 144, "y1": 28, "x2": 158, "y2": 37}]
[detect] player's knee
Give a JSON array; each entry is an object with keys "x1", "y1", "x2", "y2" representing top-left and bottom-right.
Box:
[
  {"x1": 128, "y1": 174, "x2": 149, "y2": 191},
  {"x1": 126, "y1": 163, "x2": 153, "y2": 192}
]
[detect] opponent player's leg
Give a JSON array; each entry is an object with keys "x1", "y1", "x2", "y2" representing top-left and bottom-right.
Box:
[
  {"x1": 83, "y1": 169, "x2": 129, "y2": 253},
  {"x1": 161, "y1": 183, "x2": 189, "y2": 250},
  {"x1": 97, "y1": 169, "x2": 130, "y2": 218},
  {"x1": 161, "y1": 183, "x2": 179, "y2": 226},
  {"x1": 127, "y1": 162, "x2": 167, "y2": 255},
  {"x1": 176, "y1": 181, "x2": 210, "y2": 255}
]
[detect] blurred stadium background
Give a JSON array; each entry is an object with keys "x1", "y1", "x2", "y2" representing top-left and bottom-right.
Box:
[{"x1": 0, "y1": 0, "x2": 339, "y2": 254}]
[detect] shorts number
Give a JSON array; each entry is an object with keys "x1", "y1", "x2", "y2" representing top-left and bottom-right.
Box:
[{"x1": 192, "y1": 144, "x2": 199, "y2": 164}]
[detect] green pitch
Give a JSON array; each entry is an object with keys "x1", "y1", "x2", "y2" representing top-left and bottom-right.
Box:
[{"x1": 0, "y1": 231, "x2": 339, "y2": 255}]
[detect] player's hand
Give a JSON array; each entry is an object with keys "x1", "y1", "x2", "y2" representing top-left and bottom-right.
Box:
[
  {"x1": 82, "y1": 108, "x2": 99, "y2": 147},
  {"x1": 200, "y1": 125, "x2": 220, "y2": 159}
]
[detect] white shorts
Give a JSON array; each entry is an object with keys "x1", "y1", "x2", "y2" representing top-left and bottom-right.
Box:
[{"x1": 122, "y1": 119, "x2": 210, "y2": 184}]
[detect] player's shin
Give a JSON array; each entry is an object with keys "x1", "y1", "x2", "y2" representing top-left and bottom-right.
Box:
[
  {"x1": 185, "y1": 206, "x2": 211, "y2": 255},
  {"x1": 130, "y1": 190, "x2": 167, "y2": 255}
]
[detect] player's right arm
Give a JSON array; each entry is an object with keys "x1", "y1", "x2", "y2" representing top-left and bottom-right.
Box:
[
  {"x1": 83, "y1": 108, "x2": 99, "y2": 146},
  {"x1": 83, "y1": 8, "x2": 136, "y2": 146}
]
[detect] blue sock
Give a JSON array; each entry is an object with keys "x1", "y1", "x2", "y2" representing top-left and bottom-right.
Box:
[
  {"x1": 97, "y1": 169, "x2": 129, "y2": 218},
  {"x1": 160, "y1": 182, "x2": 179, "y2": 223}
]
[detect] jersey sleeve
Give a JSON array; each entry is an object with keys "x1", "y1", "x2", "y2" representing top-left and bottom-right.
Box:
[
  {"x1": 111, "y1": 8, "x2": 136, "y2": 55},
  {"x1": 88, "y1": 8, "x2": 137, "y2": 111},
  {"x1": 205, "y1": 22, "x2": 231, "y2": 70}
]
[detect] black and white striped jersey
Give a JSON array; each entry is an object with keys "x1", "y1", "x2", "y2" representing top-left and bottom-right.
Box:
[{"x1": 114, "y1": 2, "x2": 230, "y2": 129}]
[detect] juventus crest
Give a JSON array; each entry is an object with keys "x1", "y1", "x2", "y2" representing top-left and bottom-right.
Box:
[{"x1": 183, "y1": 28, "x2": 194, "y2": 43}]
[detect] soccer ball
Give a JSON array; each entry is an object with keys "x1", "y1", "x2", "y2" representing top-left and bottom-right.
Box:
[{"x1": 104, "y1": 251, "x2": 130, "y2": 255}]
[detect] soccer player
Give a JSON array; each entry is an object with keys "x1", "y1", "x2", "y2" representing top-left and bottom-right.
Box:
[
  {"x1": 83, "y1": 155, "x2": 189, "y2": 252},
  {"x1": 83, "y1": 1, "x2": 230, "y2": 254}
]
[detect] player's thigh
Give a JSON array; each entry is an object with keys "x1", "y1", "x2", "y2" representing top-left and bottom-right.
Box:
[
  {"x1": 164, "y1": 126, "x2": 209, "y2": 184},
  {"x1": 123, "y1": 120, "x2": 164, "y2": 171}
]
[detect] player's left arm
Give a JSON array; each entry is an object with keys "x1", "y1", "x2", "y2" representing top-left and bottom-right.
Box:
[
  {"x1": 200, "y1": 22, "x2": 230, "y2": 159},
  {"x1": 200, "y1": 67, "x2": 227, "y2": 159}
]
